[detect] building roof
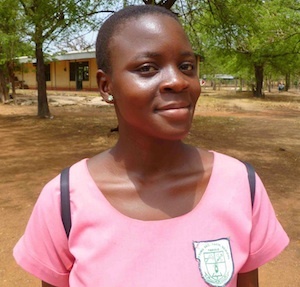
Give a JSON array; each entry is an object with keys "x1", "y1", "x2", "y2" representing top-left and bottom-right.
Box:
[{"x1": 17, "y1": 50, "x2": 96, "y2": 63}]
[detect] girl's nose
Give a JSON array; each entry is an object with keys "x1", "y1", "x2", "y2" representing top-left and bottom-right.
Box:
[{"x1": 159, "y1": 66, "x2": 189, "y2": 93}]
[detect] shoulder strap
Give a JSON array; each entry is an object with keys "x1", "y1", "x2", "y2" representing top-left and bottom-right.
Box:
[
  {"x1": 243, "y1": 161, "x2": 256, "y2": 208},
  {"x1": 60, "y1": 167, "x2": 71, "y2": 238}
]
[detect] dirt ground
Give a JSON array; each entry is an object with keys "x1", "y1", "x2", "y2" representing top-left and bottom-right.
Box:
[{"x1": 0, "y1": 88, "x2": 299, "y2": 286}]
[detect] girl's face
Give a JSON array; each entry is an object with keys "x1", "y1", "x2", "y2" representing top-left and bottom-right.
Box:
[{"x1": 99, "y1": 14, "x2": 201, "y2": 141}]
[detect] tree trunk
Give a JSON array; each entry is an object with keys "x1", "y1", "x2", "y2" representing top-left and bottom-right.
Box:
[
  {"x1": 253, "y1": 64, "x2": 264, "y2": 97},
  {"x1": 7, "y1": 61, "x2": 17, "y2": 104},
  {"x1": 35, "y1": 43, "x2": 51, "y2": 118},
  {"x1": 285, "y1": 73, "x2": 290, "y2": 91},
  {"x1": 0, "y1": 70, "x2": 8, "y2": 103},
  {"x1": 239, "y1": 78, "x2": 243, "y2": 91},
  {"x1": 212, "y1": 81, "x2": 216, "y2": 90},
  {"x1": 266, "y1": 76, "x2": 271, "y2": 92}
]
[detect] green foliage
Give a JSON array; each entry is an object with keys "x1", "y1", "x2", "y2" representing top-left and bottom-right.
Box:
[
  {"x1": 0, "y1": 0, "x2": 32, "y2": 101},
  {"x1": 0, "y1": 0, "x2": 29, "y2": 61},
  {"x1": 18, "y1": 0, "x2": 105, "y2": 46},
  {"x1": 182, "y1": 0, "x2": 300, "y2": 89}
]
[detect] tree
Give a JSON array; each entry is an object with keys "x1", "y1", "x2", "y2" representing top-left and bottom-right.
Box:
[
  {"x1": 18, "y1": 0, "x2": 112, "y2": 118},
  {"x1": 184, "y1": 0, "x2": 300, "y2": 97},
  {"x1": 0, "y1": 0, "x2": 30, "y2": 103}
]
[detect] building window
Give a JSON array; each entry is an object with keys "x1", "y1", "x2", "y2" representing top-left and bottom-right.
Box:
[
  {"x1": 69, "y1": 62, "x2": 76, "y2": 81},
  {"x1": 69, "y1": 62, "x2": 89, "y2": 81}
]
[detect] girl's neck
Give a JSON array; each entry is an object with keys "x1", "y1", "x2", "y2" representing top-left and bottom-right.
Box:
[{"x1": 110, "y1": 133, "x2": 192, "y2": 176}]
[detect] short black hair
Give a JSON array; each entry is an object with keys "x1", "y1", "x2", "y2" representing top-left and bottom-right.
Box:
[{"x1": 96, "y1": 5, "x2": 179, "y2": 73}]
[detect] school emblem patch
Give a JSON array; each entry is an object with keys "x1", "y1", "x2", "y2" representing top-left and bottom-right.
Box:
[{"x1": 193, "y1": 238, "x2": 234, "y2": 287}]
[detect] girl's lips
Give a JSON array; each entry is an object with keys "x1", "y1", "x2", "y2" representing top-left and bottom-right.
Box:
[
  {"x1": 156, "y1": 101, "x2": 190, "y2": 111},
  {"x1": 155, "y1": 103, "x2": 191, "y2": 119}
]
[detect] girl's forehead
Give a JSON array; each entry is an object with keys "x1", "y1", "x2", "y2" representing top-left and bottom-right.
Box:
[
  {"x1": 112, "y1": 14, "x2": 187, "y2": 44},
  {"x1": 118, "y1": 14, "x2": 180, "y2": 33}
]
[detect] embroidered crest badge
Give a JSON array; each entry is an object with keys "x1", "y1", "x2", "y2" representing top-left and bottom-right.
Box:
[{"x1": 193, "y1": 238, "x2": 234, "y2": 287}]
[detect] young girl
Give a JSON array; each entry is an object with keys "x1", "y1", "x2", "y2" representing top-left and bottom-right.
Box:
[{"x1": 14, "y1": 5, "x2": 289, "y2": 287}]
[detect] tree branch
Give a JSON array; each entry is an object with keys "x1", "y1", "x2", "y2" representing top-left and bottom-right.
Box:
[{"x1": 142, "y1": 0, "x2": 177, "y2": 9}]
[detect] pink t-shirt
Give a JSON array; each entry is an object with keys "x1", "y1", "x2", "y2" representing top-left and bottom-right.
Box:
[{"x1": 13, "y1": 152, "x2": 289, "y2": 287}]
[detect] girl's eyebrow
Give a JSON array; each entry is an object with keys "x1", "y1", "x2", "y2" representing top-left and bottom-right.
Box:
[
  {"x1": 132, "y1": 51, "x2": 196, "y2": 61},
  {"x1": 132, "y1": 52, "x2": 161, "y2": 61}
]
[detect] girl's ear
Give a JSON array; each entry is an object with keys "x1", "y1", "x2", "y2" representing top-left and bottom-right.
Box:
[{"x1": 97, "y1": 69, "x2": 113, "y2": 103}]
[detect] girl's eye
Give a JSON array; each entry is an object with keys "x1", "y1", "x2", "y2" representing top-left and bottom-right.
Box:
[
  {"x1": 137, "y1": 65, "x2": 157, "y2": 74},
  {"x1": 180, "y1": 63, "x2": 194, "y2": 71}
]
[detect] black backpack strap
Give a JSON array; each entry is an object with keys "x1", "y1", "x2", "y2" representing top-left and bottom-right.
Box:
[
  {"x1": 60, "y1": 167, "x2": 71, "y2": 238},
  {"x1": 243, "y1": 161, "x2": 256, "y2": 208}
]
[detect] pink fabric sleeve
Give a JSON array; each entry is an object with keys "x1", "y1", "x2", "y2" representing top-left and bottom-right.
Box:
[
  {"x1": 13, "y1": 175, "x2": 74, "y2": 287},
  {"x1": 239, "y1": 174, "x2": 289, "y2": 272}
]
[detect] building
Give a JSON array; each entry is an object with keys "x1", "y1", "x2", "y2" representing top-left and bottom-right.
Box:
[{"x1": 16, "y1": 50, "x2": 98, "y2": 91}]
